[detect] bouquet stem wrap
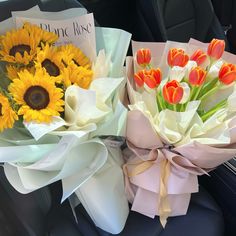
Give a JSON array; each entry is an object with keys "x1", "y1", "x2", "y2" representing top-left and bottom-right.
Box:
[
  {"x1": 2, "y1": 135, "x2": 129, "y2": 234},
  {"x1": 124, "y1": 153, "x2": 171, "y2": 226},
  {"x1": 75, "y1": 144, "x2": 129, "y2": 234},
  {"x1": 124, "y1": 110, "x2": 236, "y2": 226}
]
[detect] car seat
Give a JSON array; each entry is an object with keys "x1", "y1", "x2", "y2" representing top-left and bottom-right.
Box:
[
  {"x1": 0, "y1": 166, "x2": 225, "y2": 236},
  {"x1": 0, "y1": 166, "x2": 85, "y2": 236},
  {"x1": 80, "y1": 0, "x2": 229, "y2": 52},
  {"x1": 81, "y1": 0, "x2": 227, "y2": 43}
]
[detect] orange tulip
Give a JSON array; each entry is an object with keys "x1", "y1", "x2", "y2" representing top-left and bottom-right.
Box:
[
  {"x1": 190, "y1": 49, "x2": 208, "y2": 66},
  {"x1": 134, "y1": 68, "x2": 162, "y2": 88},
  {"x1": 218, "y1": 63, "x2": 236, "y2": 85},
  {"x1": 167, "y1": 48, "x2": 189, "y2": 67},
  {"x1": 189, "y1": 67, "x2": 207, "y2": 86},
  {"x1": 207, "y1": 39, "x2": 225, "y2": 60},
  {"x1": 163, "y1": 80, "x2": 184, "y2": 104},
  {"x1": 134, "y1": 70, "x2": 145, "y2": 87},
  {"x1": 136, "y1": 48, "x2": 151, "y2": 67},
  {"x1": 144, "y1": 68, "x2": 162, "y2": 88}
]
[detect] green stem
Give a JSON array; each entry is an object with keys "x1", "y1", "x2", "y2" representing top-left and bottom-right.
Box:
[
  {"x1": 189, "y1": 86, "x2": 199, "y2": 101},
  {"x1": 201, "y1": 99, "x2": 227, "y2": 122},
  {"x1": 189, "y1": 86, "x2": 196, "y2": 101},
  {"x1": 173, "y1": 104, "x2": 177, "y2": 111},
  {"x1": 198, "y1": 77, "x2": 218, "y2": 98},
  {"x1": 156, "y1": 93, "x2": 162, "y2": 112},
  {"x1": 156, "y1": 91, "x2": 166, "y2": 111},
  {"x1": 191, "y1": 85, "x2": 203, "y2": 100},
  {"x1": 179, "y1": 104, "x2": 185, "y2": 112},
  {"x1": 198, "y1": 85, "x2": 219, "y2": 101}
]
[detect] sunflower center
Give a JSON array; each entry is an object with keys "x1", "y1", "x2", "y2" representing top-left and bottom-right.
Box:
[
  {"x1": 24, "y1": 86, "x2": 50, "y2": 110},
  {"x1": 0, "y1": 104, "x2": 2, "y2": 116},
  {"x1": 42, "y1": 59, "x2": 60, "y2": 77},
  {"x1": 9, "y1": 44, "x2": 31, "y2": 57},
  {"x1": 72, "y1": 59, "x2": 81, "y2": 67}
]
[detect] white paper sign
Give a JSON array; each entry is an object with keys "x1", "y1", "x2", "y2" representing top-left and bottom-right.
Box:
[{"x1": 15, "y1": 13, "x2": 96, "y2": 61}]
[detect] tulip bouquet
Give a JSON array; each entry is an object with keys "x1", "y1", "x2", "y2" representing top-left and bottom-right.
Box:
[
  {"x1": 124, "y1": 39, "x2": 236, "y2": 226},
  {"x1": 0, "y1": 7, "x2": 131, "y2": 234}
]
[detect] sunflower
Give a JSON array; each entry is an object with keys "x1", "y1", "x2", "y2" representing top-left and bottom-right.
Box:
[
  {"x1": 34, "y1": 44, "x2": 64, "y2": 83},
  {"x1": 6, "y1": 65, "x2": 19, "y2": 80},
  {"x1": 8, "y1": 69, "x2": 64, "y2": 123},
  {"x1": 59, "y1": 44, "x2": 91, "y2": 69},
  {"x1": 6, "y1": 65, "x2": 35, "y2": 80},
  {"x1": 0, "y1": 27, "x2": 39, "y2": 65},
  {"x1": 62, "y1": 63, "x2": 93, "y2": 89},
  {"x1": 23, "y1": 22, "x2": 58, "y2": 46},
  {"x1": 0, "y1": 93, "x2": 18, "y2": 132}
]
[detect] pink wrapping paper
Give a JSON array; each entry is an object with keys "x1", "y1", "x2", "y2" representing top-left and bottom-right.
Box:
[
  {"x1": 124, "y1": 110, "x2": 236, "y2": 218},
  {"x1": 125, "y1": 39, "x2": 236, "y2": 221}
]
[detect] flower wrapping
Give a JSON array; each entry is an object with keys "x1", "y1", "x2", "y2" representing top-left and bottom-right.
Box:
[
  {"x1": 125, "y1": 40, "x2": 236, "y2": 226},
  {"x1": 0, "y1": 7, "x2": 131, "y2": 234}
]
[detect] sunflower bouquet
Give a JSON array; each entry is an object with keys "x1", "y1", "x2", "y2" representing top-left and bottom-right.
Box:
[
  {"x1": 0, "y1": 23, "x2": 93, "y2": 127},
  {"x1": 124, "y1": 39, "x2": 236, "y2": 227},
  {"x1": 0, "y1": 11, "x2": 131, "y2": 234}
]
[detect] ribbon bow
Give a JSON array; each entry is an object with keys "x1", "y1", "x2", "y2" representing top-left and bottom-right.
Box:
[{"x1": 124, "y1": 142, "x2": 171, "y2": 227}]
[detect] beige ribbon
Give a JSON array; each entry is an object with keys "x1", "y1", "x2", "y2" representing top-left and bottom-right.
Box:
[
  {"x1": 124, "y1": 154, "x2": 171, "y2": 227},
  {"x1": 158, "y1": 159, "x2": 171, "y2": 227}
]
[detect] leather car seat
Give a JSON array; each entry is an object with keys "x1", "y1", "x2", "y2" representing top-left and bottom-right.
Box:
[
  {"x1": 0, "y1": 166, "x2": 225, "y2": 236},
  {"x1": 132, "y1": 0, "x2": 228, "y2": 46},
  {"x1": 0, "y1": 167, "x2": 84, "y2": 236},
  {"x1": 79, "y1": 0, "x2": 229, "y2": 52}
]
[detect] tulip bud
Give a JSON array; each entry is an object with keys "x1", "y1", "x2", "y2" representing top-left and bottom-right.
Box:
[
  {"x1": 189, "y1": 67, "x2": 207, "y2": 86},
  {"x1": 218, "y1": 63, "x2": 236, "y2": 85},
  {"x1": 136, "y1": 48, "x2": 151, "y2": 67},
  {"x1": 144, "y1": 68, "x2": 162, "y2": 89},
  {"x1": 207, "y1": 39, "x2": 225, "y2": 60},
  {"x1": 167, "y1": 48, "x2": 189, "y2": 67},
  {"x1": 190, "y1": 49, "x2": 208, "y2": 66},
  {"x1": 134, "y1": 70, "x2": 145, "y2": 87},
  {"x1": 163, "y1": 80, "x2": 184, "y2": 104},
  {"x1": 134, "y1": 68, "x2": 162, "y2": 89}
]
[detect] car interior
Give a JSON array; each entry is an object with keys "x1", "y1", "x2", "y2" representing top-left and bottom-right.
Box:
[{"x1": 0, "y1": 0, "x2": 235, "y2": 235}]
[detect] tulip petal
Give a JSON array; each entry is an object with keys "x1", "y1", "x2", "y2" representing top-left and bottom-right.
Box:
[
  {"x1": 173, "y1": 87, "x2": 184, "y2": 104},
  {"x1": 207, "y1": 39, "x2": 225, "y2": 60},
  {"x1": 134, "y1": 73, "x2": 144, "y2": 87},
  {"x1": 136, "y1": 48, "x2": 151, "y2": 66},
  {"x1": 172, "y1": 53, "x2": 185, "y2": 67},
  {"x1": 167, "y1": 48, "x2": 189, "y2": 67},
  {"x1": 219, "y1": 71, "x2": 236, "y2": 85},
  {"x1": 163, "y1": 80, "x2": 184, "y2": 104},
  {"x1": 144, "y1": 76, "x2": 157, "y2": 89}
]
